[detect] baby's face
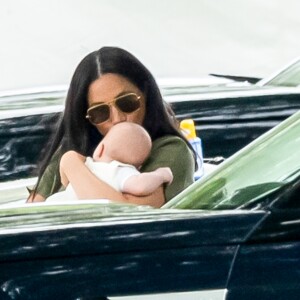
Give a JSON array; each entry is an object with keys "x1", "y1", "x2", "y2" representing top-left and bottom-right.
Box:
[{"x1": 94, "y1": 122, "x2": 151, "y2": 167}]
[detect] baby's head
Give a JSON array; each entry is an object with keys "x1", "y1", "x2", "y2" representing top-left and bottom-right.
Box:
[{"x1": 97, "y1": 122, "x2": 152, "y2": 168}]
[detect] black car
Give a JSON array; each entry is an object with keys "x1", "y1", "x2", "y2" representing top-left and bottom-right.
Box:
[
  {"x1": 167, "y1": 56, "x2": 300, "y2": 158},
  {"x1": 1, "y1": 57, "x2": 300, "y2": 181},
  {"x1": 0, "y1": 86, "x2": 66, "y2": 181},
  {"x1": 0, "y1": 108, "x2": 300, "y2": 299}
]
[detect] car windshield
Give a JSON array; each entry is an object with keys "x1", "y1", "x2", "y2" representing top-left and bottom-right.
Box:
[
  {"x1": 261, "y1": 59, "x2": 300, "y2": 87},
  {"x1": 164, "y1": 110, "x2": 300, "y2": 210}
]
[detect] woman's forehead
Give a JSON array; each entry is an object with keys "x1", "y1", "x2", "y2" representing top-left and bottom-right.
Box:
[{"x1": 88, "y1": 73, "x2": 142, "y2": 104}]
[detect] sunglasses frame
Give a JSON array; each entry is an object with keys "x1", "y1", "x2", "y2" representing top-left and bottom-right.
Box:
[{"x1": 86, "y1": 92, "x2": 141, "y2": 125}]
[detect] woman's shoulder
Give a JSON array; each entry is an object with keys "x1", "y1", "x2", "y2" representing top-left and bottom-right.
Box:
[
  {"x1": 144, "y1": 134, "x2": 194, "y2": 168},
  {"x1": 143, "y1": 134, "x2": 195, "y2": 202},
  {"x1": 152, "y1": 135, "x2": 189, "y2": 149}
]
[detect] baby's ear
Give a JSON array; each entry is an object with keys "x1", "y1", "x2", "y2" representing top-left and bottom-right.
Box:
[{"x1": 93, "y1": 143, "x2": 104, "y2": 161}]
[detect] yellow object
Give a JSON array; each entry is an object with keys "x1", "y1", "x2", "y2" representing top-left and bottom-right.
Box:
[{"x1": 180, "y1": 119, "x2": 197, "y2": 140}]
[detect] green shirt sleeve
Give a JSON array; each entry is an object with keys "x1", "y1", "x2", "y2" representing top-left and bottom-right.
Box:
[
  {"x1": 35, "y1": 149, "x2": 63, "y2": 198},
  {"x1": 141, "y1": 135, "x2": 195, "y2": 202}
]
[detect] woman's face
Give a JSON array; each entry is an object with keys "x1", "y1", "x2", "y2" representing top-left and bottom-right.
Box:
[{"x1": 87, "y1": 73, "x2": 146, "y2": 136}]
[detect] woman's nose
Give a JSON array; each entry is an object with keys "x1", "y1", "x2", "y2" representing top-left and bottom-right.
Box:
[{"x1": 110, "y1": 105, "x2": 126, "y2": 124}]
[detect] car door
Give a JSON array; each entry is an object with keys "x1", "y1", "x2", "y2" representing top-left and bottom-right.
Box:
[
  {"x1": 0, "y1": 89, "x2": 65, "y2": 182},
  {"x1": 0, "y1": 206, "x2": 266, "y2": 300},
  {"x1": 226, "y1": 178, "x2": 300, "y2": 300}
]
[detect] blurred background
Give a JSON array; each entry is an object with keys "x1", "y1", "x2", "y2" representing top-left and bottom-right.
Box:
[{"x1": 0, "y1": 0, "x2": 299, "y2": 91}]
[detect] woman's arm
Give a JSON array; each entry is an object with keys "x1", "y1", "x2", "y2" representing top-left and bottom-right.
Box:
[
  {"x1": 60, "y1": 151, "x2": 165, "y2": 207},
  {"x1": 123, "y1": 186, "x2": 165, "y2": 207},
  {"x1": 27, "y1": 149, "x2": 63, "y2": 203}
]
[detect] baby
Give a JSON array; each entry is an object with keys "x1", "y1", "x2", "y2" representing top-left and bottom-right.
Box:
[{"x1": 47, "y1": 122, "x2": 173, "y2": 201}]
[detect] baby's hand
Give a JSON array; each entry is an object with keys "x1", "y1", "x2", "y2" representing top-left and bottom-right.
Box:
[{"x1": 156, "y1": 167, "x2": 173, "y2": 185}]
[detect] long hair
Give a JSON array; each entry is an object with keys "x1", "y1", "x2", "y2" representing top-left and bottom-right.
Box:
[{"x1": 34, "y1": 47, "x2": 197, "y2": 195}]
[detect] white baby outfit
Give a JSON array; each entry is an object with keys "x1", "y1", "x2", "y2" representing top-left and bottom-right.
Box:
[{"x1": 46, "y1": 158, "x2": 139, "y2": 201}]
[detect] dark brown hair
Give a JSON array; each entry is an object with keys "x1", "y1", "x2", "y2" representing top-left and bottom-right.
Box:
[{"x1": 34, "y1": 47, "x2": 197, "y2": 195}]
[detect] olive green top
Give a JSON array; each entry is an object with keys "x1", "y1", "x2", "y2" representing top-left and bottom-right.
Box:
[{"x1": 35, "y1": 135, "x2": 195, "y2": 202}]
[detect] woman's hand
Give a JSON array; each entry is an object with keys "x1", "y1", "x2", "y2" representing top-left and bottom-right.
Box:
[{"x1": 26, "y1": 193, "x2": 45, "y2": 203}]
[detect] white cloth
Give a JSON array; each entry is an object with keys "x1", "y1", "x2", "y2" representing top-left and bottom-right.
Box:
[{"x1": 47, "y1": 158, "x2": 140, "y2": 201}]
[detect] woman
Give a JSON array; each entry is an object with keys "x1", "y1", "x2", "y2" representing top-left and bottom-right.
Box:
[{"x1": 28, "y1": 46, "x2": 196, "y2": 207}]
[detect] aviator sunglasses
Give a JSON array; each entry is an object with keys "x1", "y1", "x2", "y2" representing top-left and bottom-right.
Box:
[{"x1": 86, "y1": 93, "x2": 141, "y2": 124}]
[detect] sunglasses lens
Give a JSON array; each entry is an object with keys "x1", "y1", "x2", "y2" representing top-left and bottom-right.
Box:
[
  {"x1": 87, "y1": 94, "x2": 141, "y2": 124},
  {"x1": 116, "y1": 94, "x2": 140, "y2": 113},
  {"x1": 88, "y1": 105, "x2": 110, "y2": 124}
]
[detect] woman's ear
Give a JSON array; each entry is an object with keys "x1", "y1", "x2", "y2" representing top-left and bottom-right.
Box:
[{"x1": 93, "y1": 143, "x2": 104, "y2": 161}]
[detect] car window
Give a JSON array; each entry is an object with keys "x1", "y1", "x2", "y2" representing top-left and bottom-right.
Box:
[
  {"x1": 164, "y1": 110, "x2": 300, "y2": 210},
  {"x1": 263, "y1": 60, "x2": 300, "y2": 87},
  {"x1": 270, "y1": 175, "x2": 300, "y2": 210}
]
